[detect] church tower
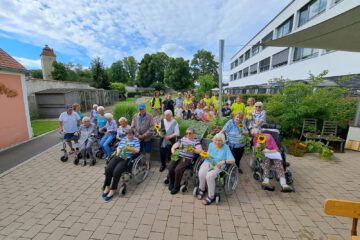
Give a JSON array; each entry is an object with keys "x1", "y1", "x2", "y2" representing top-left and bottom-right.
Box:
[{"x1": 40, "y1": 45, "x2": 56, "y2": 80}]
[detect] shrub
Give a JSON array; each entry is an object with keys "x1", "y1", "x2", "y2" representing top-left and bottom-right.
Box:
[
  {"x1": 110, "y1": 82, "x2": 126, "y2": 94},
  {"x1": 112, "y1": 102, "x2": 137, "y2": 123}
]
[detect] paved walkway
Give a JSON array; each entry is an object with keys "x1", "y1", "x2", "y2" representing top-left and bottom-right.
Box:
[{"x1": 0, "y1": 147, "x2": 359, "y2": 240}]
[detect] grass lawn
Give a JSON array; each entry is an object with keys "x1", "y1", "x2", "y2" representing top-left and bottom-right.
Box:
[{"x1": 31, "y1": 120, "x2": 58, "y2": 137}]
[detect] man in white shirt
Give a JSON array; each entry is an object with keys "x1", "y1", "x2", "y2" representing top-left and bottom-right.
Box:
[{"x1": 59, "y1": 104, "x2": 81, "y2": 154}]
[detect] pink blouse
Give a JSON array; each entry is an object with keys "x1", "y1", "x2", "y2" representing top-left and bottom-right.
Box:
[{"x1": 253, "y1": 133, "x2": 279, "y2": 151}]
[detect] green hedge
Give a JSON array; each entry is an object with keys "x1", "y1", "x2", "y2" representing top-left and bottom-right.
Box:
[
  {"x1": 112, "y1": 102, "x2": 138, "y2": 122},
  {"x1": 127, "y1": 92, "x2": 138, "y2": 98}
]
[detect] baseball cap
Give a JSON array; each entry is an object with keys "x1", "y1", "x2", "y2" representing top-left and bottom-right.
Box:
[
  {"x1": 138, "y1": 103, "x2": 146, "y2": 110},
  {"x1": 66, "y1": 104, "x2": 73, "y2": 109}
]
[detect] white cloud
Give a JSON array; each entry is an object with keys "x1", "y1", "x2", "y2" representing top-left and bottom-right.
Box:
[
  {"x1": 13, "y1": 57, "x2": 41, "y2": 69},
  {"x1": 0, "y1": 0, "x2": 291, "y2": 76}
]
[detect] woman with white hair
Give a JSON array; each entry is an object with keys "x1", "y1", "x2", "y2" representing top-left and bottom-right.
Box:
[
  {"x1": 90, "y1": 104, "x2": 98, "y2": 124},
  {"x1": 76, "y1": 117, "x2": 98, "y2": 164},
  {"x1": 99, "y1": 113, "x2": 118, "y2": 159},
  {"x1": 250, "y1": 102, "x2": 266, "y2": 129},
  {"x1": 159, "y1": 110, "x2": 179, "y2": 172},
  {"x1": 196, "y1": 133, "x2": 235, "y2": 205},
  {"x1": 251, "y1": 128, "x2": 292, "y2": 192},
  {"x1": 116, "y1": 117, "x2": 130, "y2": 141}
]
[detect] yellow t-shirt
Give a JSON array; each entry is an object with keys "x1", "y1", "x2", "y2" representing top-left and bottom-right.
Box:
[
  {"x1": 231, "y1": 102, "x2": 245, "y2": 115},
  {"x1": 183, "y1": 98, "x2": 192, "y2": 106},
  {"x1": 203, "y1": 97, "x2": 212, "y2": 107},
  {"x1": 211, "y1": 96, "x2": 220, "y2": 110},
  {"x1": 244, "y1": 106, "x2": 255, "y2": 119},
  {"x1": 153, "y1": 97, "x2": 161, "y2": 108}
]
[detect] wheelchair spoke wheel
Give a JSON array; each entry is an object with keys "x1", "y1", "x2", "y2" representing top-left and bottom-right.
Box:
[
  {"x1": 225, "y1": 165, "x2": 239, "y2": 196},
  {"x1": 132, "y1": 155, "x2": 149, "y2": 184}
]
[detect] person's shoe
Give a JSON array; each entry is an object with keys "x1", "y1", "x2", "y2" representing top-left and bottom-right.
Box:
[
  {"x1": 159, "y1": 165, "x2": 166, "y2": 172},
  {"x1": 168, "y1": 182, "x2": 174, "y2": 191},
  {"x1": 104, "y1": 194, "x2": 114, "y2": 202},
  {"x1": 170, "y1": 188, "x2": 179, "y2": 195},
  {"x1": 261, "y1": 181, "x2": 275, "y2": 191},
  {"x1": 102, "y1": 192, "x2": 109, "y2": 198},
  {"x1": 238, "y1": 168, "x2": 243, "y2": 174},
  {"x1": 281, "y1": 184, "x2": 293, "y2": 192}
]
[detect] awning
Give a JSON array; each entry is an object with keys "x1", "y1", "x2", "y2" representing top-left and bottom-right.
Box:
[{"x1": 261, "y1": 5, "x2": 360, "y2": 52}]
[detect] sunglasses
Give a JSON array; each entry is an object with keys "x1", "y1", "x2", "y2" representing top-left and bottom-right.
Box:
[{"x1": 186, "y1": 132, "x2": 193, "y2": 135}]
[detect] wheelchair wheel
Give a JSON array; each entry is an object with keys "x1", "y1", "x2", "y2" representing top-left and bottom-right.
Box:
[
  {"x1": 73, "y1": 157, "x2": 79, "y2": 165},
  {"x1": 60, "y1": 155, "x2": 68, "y2": 162},
  {"x1": 163, "y1": 176, "x2": 169, "y2": 185},
  {"x1": 180, "y1": 185, "x2": 188, "y2": 193},
  {"x1": 224, "y1": 165, "x2": 239, "y2": 196},
  {"x1": 253, "y1": 172, "x2": 261, "y2": 181},
  {"x1": 286, "y1": 172, "x2": 293, "y2": 185},
  {"x1": 95, "y1": 151, "x2": 103, "y2": 159},
  {"x1": 215, "y1": 194, "x2": 220, "y2": 205},
  {"x1": 119, "y1": 185, "x2": 127, "y2": 195},
  {"x1": 193, "y1": 187, "x2": 198, "y2": 197},
  {"x1": 132, "y1": 155, "x2": 149, "y2": 184}
]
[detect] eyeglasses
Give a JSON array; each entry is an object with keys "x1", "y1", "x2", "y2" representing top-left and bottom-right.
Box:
[
  {"x1": 255, "y1": 106, "x2": 261, "y2": 108},
  {"x1": 186, "y1": 132, "x2": 193, "y2": 135}
]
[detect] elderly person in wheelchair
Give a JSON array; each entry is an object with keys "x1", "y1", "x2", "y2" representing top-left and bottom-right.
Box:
[
  {"x1": 74, "y1": 117, "x2": 98, "y2": 166},
  {"x1": 102, "y1": 128, "x2": 140, "y2": 202},
  {"x1": 168, "y1": 128, "x2": 202, "y2": 195},
  {"x1": 196, "y1": 133, "x2": 235, "y2": 205},
  {"x1": 251, "y1": 127, "x2": 293, "y2": 192}
]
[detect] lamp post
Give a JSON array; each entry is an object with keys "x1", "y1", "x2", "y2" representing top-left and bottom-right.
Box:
[{"x1": 218, "y1": 39, "x2": 224, "y2": 117}]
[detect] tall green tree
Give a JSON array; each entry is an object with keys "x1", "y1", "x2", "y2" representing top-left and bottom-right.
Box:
[
  {"x1": 90, "y1": 57, "x2": 110, "y2": 89},
  {"x1": 123, "y1": 56, "x2": 138, "y2": 86},
  {"x1": 108, "y1": 61, "x2": 128, "y2": 83},
  {"x1": 164, "y1": 57, "x2": 192, "y2": 91},
  {"x1": 196, "y1": 74, "x2": 217, "y2": 98},
  {"x1": 137, "y1": 52, "x2": 170, "y2": 87},
  {"x1": 30, "y1": 69, "x2": 43, "y2": 79},
  {"x1": 51, "y1": 61, "x2": 68, "y2": 80},
  {"x1": 190, "y1": 49, "x2": 219, "y2": 84}
]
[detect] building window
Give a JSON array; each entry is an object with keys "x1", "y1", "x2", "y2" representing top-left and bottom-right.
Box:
[
  {"x1": 239, "y1": 55, "x2": 244, "y2": 64},
  {"x1": 245, "y1": 50, "x2": 251, "y2": 61},
  {"x1": 298, "y1": 0, "x2": 327, "y2": 27},
  {"x1": 250, "y1": 63, "x2": 258, "y2": 75},
  {"x1": 230, "y1": 74, "x2": 233, "y2": 81},
  {"x1": 252, "y1": 42, "x2": 260, "y2": 56},
  {"x1": 243, "y1": 67, "x2": 249, "y2": 77},
  {"x1": 272, "y1": 48, "x2": 289, "y2": 68},
  {"x1": 259, "y1": 57, "x2": 271, "y2": 72},
  {"x1": 233, "y1": 72, "x2": 237, "y2": 80},
  {"x1": 261, "y1": 31, "x2": 273, "y2": 49},
  {"x1": 293, "y1": 48, "x2": 319, "y2": 62},
  {"x1": 231, "y1": 62, "x2": 234, "y2": 69},
  {"x1": 235, "y1": 59, "x2": 238, "y2": 67},
  {"x1": 276, "y1": 16, "x2": 293, "y2": 38},
  {"x1": 238, "y1": 70, "x2": 242, "y2": 79}
]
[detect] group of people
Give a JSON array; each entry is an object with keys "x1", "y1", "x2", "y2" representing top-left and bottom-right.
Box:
[{"x1": 58, "y1": 91, "x2": 291, "y2": 204}]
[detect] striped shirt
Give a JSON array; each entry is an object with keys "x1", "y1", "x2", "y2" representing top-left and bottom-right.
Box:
[
  {"x1": 117, "y1": 137, "x2": 141, "y2": 159},
  {"x1": 178, "y1": 137, "x2": 202, "y2": 159},
  {"x1": 105, "y1": 119, "x2": 118, "y2": 133},
  {"x1": 222, "y1": 119, "x2": 248, "y2": 148},
  {"x1": 250, "y1": 110, "x2": 266, "y2": 128}
]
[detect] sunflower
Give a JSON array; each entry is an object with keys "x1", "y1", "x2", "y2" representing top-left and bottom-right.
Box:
[
  {"x1": 186, "y1": 146, "x2": 195, "y2": 153},
  {"x1": 199, "y1": 150, "x2": 210, "y2": 159},
  {"x1": 257, "y1": 134, "x2": 267, "y2": 144},
  {"x1": 127, "y1": 146, "x2": 135, "y2": 151},
  {"x1": 154, "y1": 124, "x2": 161, "y2": 130},
  {"x1": 237, "y1": 123, "x2": 244, "y2": 129}
]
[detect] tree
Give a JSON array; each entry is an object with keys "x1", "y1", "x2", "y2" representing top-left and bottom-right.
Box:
[
  {"x1": 196, "y1": 74, "x2": 217, "y2": 99},
  {"x1": 108, "y1": 61, "x2": 128, "y2": 83},
  {"x1": 137, "y1": 52, "x2": 170, "y2": 87},
  {"x1": 30, "y1": 69, "x2": 43, "y2": 79},
  {"x1": 110, "y1": 82, "x2": 126, "y2": 94},
  {"x1": 51, "y1": 61, "x2": 68, "y2": 80},
  {"x1": 123, "y1": 56, "x2": 138, "y2": 86},
  {"x1": 90, "y1": 57, "x2": 110, "y2": 89},
  {"x1": 164, "y1": 57, "x2": 192, "y2": 91},
  {"x1": 190, "y1": 49, "x2": 219, "y2": 84}
]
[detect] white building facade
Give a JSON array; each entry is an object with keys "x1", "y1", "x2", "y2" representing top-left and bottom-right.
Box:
[{"x1": 228, "y1": 0, "x2": 360, "y2": 91}]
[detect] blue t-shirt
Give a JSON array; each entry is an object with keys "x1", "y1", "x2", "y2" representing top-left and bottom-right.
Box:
[
  {"x1": 204, "y1": 142, "x2": 235, "y2": 165},
  {"x1": 97, "y1": 115, "x2": 107, "y2": 128}
]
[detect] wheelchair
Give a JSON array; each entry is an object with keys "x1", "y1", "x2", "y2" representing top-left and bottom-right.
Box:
[
  {"x1": 73, "y1": 135, "x2": 99, "y2": 166},
  {"x1": 192, "y1": 158, "x2": 239, "y2": 204},
  {"x1": 163, "y1": 154, "x2": 200, "y2": 193},
  {"x1": 251, "y1": 124, "x2": 294, "y2": 190},
  {"x1": 106, "y1": 152, "x2": 150, "y2": 196}
]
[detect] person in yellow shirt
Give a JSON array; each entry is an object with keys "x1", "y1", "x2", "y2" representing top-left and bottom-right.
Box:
[
  {"x1": 203, "y1": 93, "x2": 212, "y2": 107},
  {"x1": 244, "y1": 98, "x2": 255, "y2": 120},
  {"x1": 211, "y1": 93, "x2": 220, "y2": 111},
  {"x1": 151, "y1": 91, "x2": 162, "y2": 116},
  {"x1": 231, "y1": 96, "x2": 245, "y2": 116},
  {"x1": 183, "y1": 93, "x2": 192, "y2": 107}
]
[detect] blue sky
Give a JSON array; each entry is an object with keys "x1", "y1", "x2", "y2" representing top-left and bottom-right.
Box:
[{"x1": 0, "y1": 0, "x2": 291, "y2": 80}]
